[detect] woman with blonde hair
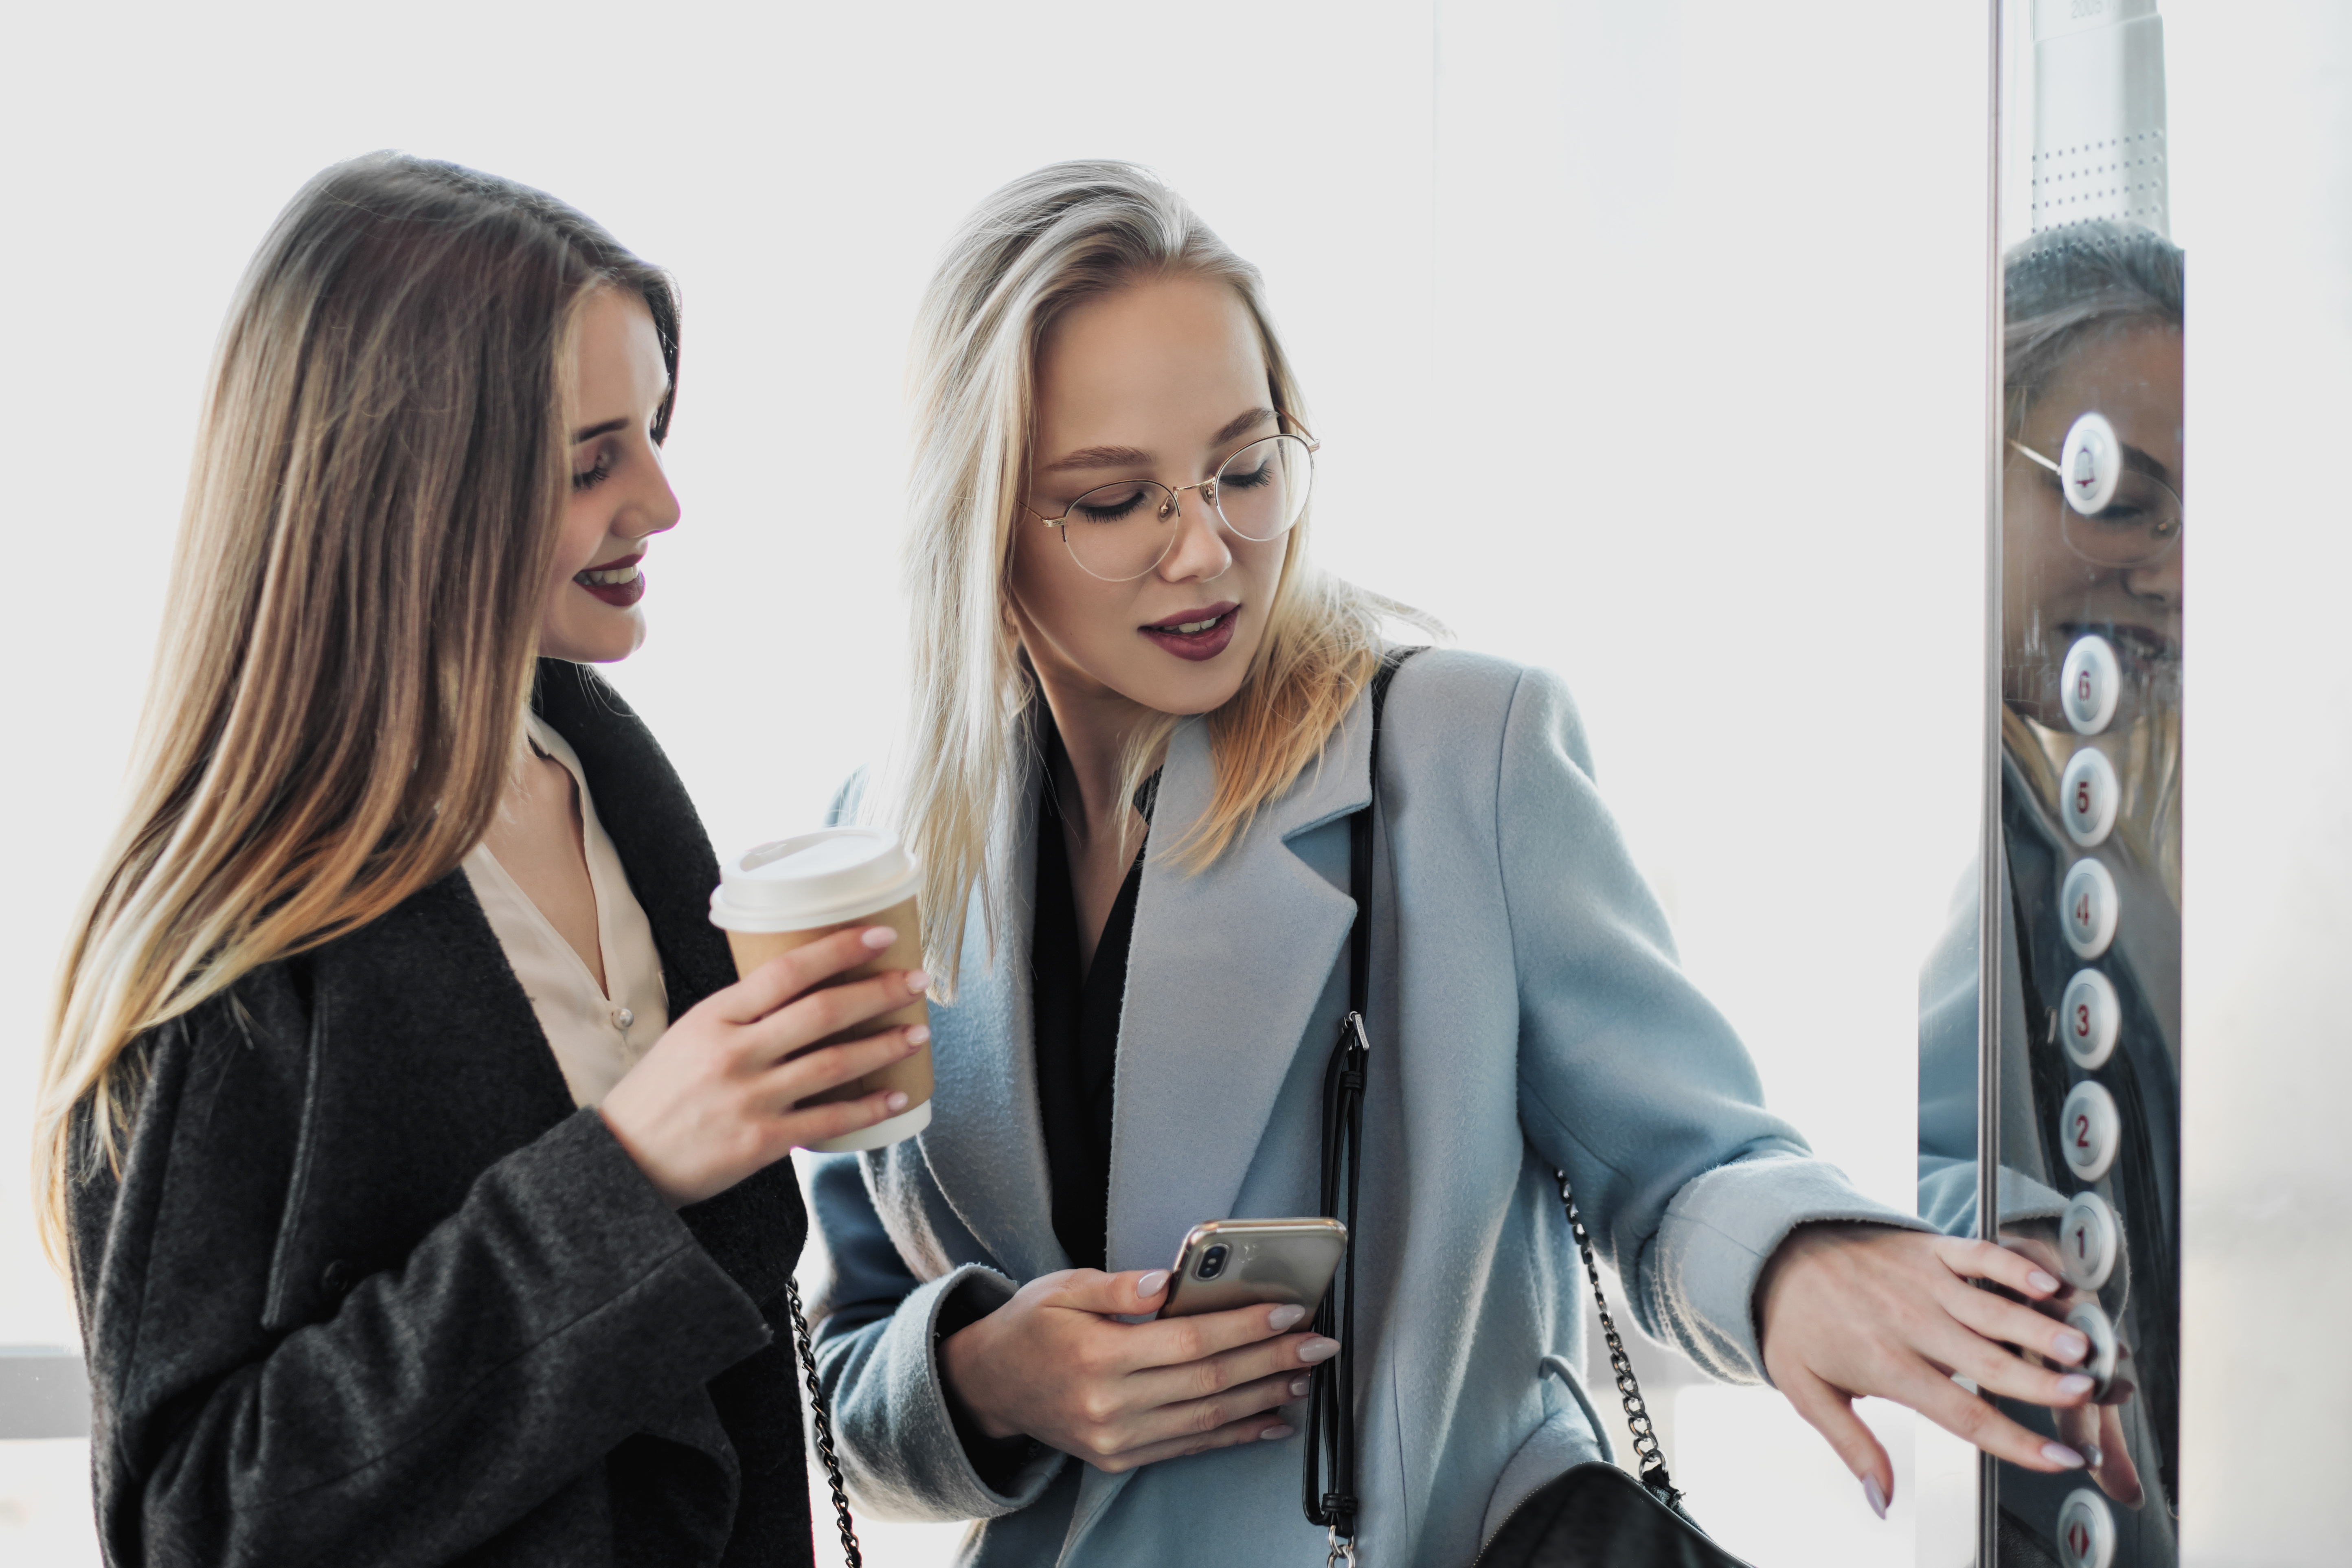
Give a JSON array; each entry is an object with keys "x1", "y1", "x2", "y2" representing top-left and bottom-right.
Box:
[
  {"x1": 803, "y1": 160, "x2": 2115, "y2": 1566},
  {"x1": 37, "y1": 152, "x2": 925, "y2": 1567}
]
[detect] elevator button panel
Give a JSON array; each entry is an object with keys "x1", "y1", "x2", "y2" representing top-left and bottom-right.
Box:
[
  {"x1": 2061, "y1": 748, "x2": 2120, "y2": 847},
  {"x1": 2061, "y1": 634, "x2": 2121, "y2": 735},
  {"x1": 2060, "y1": 1191, "x2": 2122, "y2": 1292},
  {"x1": 2060, "y1": 1080, "x2": 2122, "y2": 1183},
  {"x1": 2059, "y1": 969, "x2": 2121, "y2": 1069},
  {"x1": 2057, "y1": 1487, "x2": 2118, "y2": 1568},
  {"x1": 2061, "y1": 858, "x2": 2119, "y2": 959}
]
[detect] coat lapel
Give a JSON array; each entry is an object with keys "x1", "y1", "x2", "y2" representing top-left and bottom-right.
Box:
[
  {"x1": 1104, "y1": 699, "x2": 1374, "y2": 1276},
  {"x1": 904, "y1": 740, "x2": 1071, "y2": 1284}
]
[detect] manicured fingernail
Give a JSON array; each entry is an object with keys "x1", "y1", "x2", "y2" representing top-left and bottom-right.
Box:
[
  {"x1": 906, "y1": 969, "x2": 931, "y2": 993},
  {"x1": 862, "y1": 927, "x2": 896, "y2": 949},
  {"x1": 2042, "y1": 1442, "x2": 2086, "y2": 1468},
  {"x1": 2027, "y1": 1269, "x2": 2062, "y2": 1294},
  {"x1": 1297, "y1": 1337, "x2": 1340, "y2": 1364},
  {"x1": 1290, "y1": 1375, "x2": 1312, "y2": 1398},
  {"x1": 885, "y1": 1091, "x2": 910, "y2": 1111},
  {"x1": 2084, "y1": 1443, "x2": 2104, "y2": 1469},
  {"x1": 2055, "y1": 1373, "x2": 2096, "y2": 1398},
  {"x1": 1863, "y1": 1475, "x2": 1888, "y2": 1519},
  {"x1": 2053, "y1": 1329, "x2": 2090, "y2": 1363},
  {"x1": 1268, "y1": 1304, "x2": 1307, "y2": 1331},
  {"x1": 1137, "y1": 1270, "x2": 1169, "y2": 1297},
  {"x1": 1260, "y1": 1424, "x2": 1296, "y2": 1441},
  {"x1": 906, "y1": 1025, "x2": 931, "y2": 1047}
]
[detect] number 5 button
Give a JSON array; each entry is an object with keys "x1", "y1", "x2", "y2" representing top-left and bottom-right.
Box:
[
  {"x1": 2060, "y1": 749, "x2": 2119, "y2": 848},
  {"x1": 2061, "y1": 859, "x2": 2119, "y2": 959},
  {"x1": 2059, "y1": 1081, "x2": 2121, "y2": 1182},
  {"x1": 2060, "y1": 1191, "x2": 2122, "y2": 1291}
]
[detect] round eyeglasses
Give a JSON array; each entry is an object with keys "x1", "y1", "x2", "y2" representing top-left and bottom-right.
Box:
[
  {"x1": 2010, "y1": 436, "x2": 2183, "y2": 568},
  {"x1": 1024, "y1": 429, "x2": 1317, "y2": 583}
]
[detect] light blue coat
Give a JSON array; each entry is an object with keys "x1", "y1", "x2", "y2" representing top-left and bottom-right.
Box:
[{"x1": 801, "y1": 650, "x2": 1918, "y2": 1567}]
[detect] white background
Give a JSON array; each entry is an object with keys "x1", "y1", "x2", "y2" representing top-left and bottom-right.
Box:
[{"x1": 19, "y1": 1, "x2": 2341, "y2": 1564}]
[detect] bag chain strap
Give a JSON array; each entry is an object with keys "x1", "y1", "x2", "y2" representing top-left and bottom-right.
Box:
[
  {"x1": 784, "y1": 1276, "x2": 863, "y2": 1568},
  {"x1": 1555, "y1": 1173, "x2": 1684, "y2": 1511}
]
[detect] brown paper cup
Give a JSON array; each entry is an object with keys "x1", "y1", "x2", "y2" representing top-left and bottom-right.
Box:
[{"x1": 723, "y1": 893, "x2": 931, "y2": 1152}]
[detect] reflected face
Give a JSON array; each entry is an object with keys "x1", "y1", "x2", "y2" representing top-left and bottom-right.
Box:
[
  {"x1": 2002, "y1": 321, "x2": 2183, "y2": 724},
  {"x1": 540, "y1": 287, "x2": 680, "y2": 664},
  {"x1": 1007, "y1": 272, "x2": 1289, "y2": 719}
]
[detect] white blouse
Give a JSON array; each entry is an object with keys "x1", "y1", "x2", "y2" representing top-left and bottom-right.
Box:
[{"x1": 463, "y1": 713, "x2": 669, "y2": 1107}]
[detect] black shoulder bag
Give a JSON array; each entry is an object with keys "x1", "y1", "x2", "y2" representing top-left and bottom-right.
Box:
[{"x1": 1305, "y1": 649, "x2": 1753, "y2": 1568}]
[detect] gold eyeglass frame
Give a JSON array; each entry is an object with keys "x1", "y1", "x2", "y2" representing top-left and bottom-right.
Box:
[{"x1": 1022, "y1": 417, "x2": 1320, "y2": 583}]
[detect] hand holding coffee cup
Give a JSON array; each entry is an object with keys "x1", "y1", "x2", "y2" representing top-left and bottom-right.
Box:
[
  {"x1": 708, "y1": 828, "x2": 934, "y2": 1153},
  {"x1": 597, "y1": 921, "x2": 931, "y2": 1208}
]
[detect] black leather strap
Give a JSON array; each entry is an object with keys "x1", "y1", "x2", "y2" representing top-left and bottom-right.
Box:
[{"x1": 1305, "y1": 648, "x2": 1420, "y2": 1547}]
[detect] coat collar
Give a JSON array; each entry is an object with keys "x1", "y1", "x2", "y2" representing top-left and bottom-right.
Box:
[{"x1": 1103, "y1": 694, "x2": 1373, "y2": 1275}]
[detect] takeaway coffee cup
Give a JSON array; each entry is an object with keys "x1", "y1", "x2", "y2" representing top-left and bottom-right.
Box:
[{"x1": 709, "y1": 827, "x2": 930, "y2": 1152}]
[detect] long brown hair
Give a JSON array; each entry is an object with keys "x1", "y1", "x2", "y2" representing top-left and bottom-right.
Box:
[{"x1": 35, "y1": 152, "x2": 678, "y2": 1262}]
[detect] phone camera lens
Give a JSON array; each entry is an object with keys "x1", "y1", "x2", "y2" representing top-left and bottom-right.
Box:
[{"x1": 1197, "y1": 1244, "x2": 1229, "y2": 1280}]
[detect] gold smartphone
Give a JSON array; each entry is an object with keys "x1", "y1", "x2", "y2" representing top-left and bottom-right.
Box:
[{"x1": 1157, "y1": 1217, "x2": 1349, "y2": 1319}]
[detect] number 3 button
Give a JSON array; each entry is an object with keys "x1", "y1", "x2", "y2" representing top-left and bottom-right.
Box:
[
  {"x1": 2059, "y1": 1081, "x2": 2120, "y2": 1182},
  {"x1": 2060, "y1": 969, "x2": 2120, "y2": 1069}
]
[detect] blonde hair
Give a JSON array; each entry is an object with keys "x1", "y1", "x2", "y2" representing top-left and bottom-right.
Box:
[
  {"x1": 889, "y1": 161, "x2": 1433, "y2": 991},
  {"x1": 34, "y1": 153, "x2": 679, "y2": 1264}
]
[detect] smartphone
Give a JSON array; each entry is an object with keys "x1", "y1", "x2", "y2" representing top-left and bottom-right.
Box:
[{"x1": 1157, "y1": 1217, "x2": 1348, "y2": 1319}]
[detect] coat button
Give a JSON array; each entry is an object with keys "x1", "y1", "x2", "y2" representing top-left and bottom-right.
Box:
[
  {"x1": 613, "y1": 1007, "x2": 634, "y2": 1030},
  {"x1": 321, "y1": 1260, "x2": 356, "y2": 1297}
]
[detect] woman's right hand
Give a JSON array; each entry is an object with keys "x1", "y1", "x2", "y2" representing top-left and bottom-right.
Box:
[
  {"x1": 599, "y1": 925, "x2": 929, "y2": 1207},
  {"x1": 937, "y1": 1269, "x2": 1337, "y2": 1473}
]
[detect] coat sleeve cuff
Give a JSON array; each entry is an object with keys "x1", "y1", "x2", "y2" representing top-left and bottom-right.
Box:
[
  {"x1": 817, "y1": 1262, "x2": 1066, "y2": 1522},
  {"x1": 1639, "y1": 1151, "x2": 1931, "y2": 1386}
]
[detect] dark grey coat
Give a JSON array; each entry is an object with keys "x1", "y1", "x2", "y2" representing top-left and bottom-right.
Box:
[{"x1": 68, "y1": 662, "x2": 817, "y2": 1568}]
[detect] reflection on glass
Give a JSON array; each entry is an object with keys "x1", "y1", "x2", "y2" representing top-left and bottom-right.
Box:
[{"x1": 1922, "y1": 4, "x2": 2182, "y2": 1565}]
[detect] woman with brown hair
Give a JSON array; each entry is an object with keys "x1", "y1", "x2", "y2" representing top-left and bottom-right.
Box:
[{"x1": 33, "y1": 152, "x2": 920, "y2": 1567}]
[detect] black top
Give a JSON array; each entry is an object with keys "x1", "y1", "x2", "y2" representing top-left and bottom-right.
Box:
[
  {"x1": 1030, "y1": 730, "x2": 1156, "y2": 1272},
  {"x1": 68, "y1": 660, "x2": 814, "y2": 1568}
]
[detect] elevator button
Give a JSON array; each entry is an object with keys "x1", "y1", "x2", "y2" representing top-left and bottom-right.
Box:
[
  {"x1": 2060, "y1": 969, "x2": 2121, "y2": 1070},
  {"x1": 2061, "y1": 635, "x2": 2121, "y2": 735},
  {"x1": 2060, "y1": 412, "x2": 2122, "y2": 518},
  {"x1": 2060, "y1": 1081, "x2": 2121, "y2": 1183},
  {"x1": 2061, "y1": 859, "x2": 2119, "y2": 959},
  {"x1": 2065, "y1": 1300, "x2": 2120, "y2": 1400},
  {"x1": 2057, "y1": 1487, "x2": 2117, "y2": 1568},
  {"x1": 2060, "y1": 1192, "x2": 2121, "y2": 1291},
  {"x1": 2060, "y1": 748, "x2": 2120, "y2": 848}
]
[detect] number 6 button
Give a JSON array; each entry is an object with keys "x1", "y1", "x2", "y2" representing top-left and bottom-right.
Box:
[
  {"x1": 2061, "y1": 634, "x2": 2121, "y2": 735},
  {"x1": 2059, "y1": 1081, "x2": 2121, "y2": 1182},
  {"x1": 2061, "y1": 859, "x2": 2119, "y2": 959},
  {"x1": 2060, "y1": 748, "x2": 2119, "y2": 848},
  {"x1": 2060, "y1": 1191, "x2": 2122, "y2": 1291}
]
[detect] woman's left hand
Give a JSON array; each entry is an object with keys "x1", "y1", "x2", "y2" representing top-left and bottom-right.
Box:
[{"x1": 1755, "y1": 1224, "x2": 2100, "y2": 1516}]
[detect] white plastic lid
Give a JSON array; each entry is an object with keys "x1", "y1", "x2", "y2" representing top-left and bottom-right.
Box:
[{"x1": 709, "y1": 827, "x2": 921, "y2": 933}]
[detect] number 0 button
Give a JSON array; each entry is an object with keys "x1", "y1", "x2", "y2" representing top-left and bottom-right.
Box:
[
  {"x1": 2060, "y1": 969, "x2": 2120, "y2": 1069},
  {"x1": 2057, "y1": 1487, "x2": 2117, "y2": 1568},
  {"x1": 2060, "y1": 1081, "x2": 2121, "y2": 1182},
  {"x1": 2061, "y1": 858, "x2": 2120, "y2": 959},
  {"x1": 2061, "y1": 635, "x2": 2121, "y2": 735},
  {"x1": 2060, "y1": 748, "x2": 2120, "y2": 848},
  {"x1": 2060, "y1": 1191, "x2": 2122, "y2": 1291}
]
